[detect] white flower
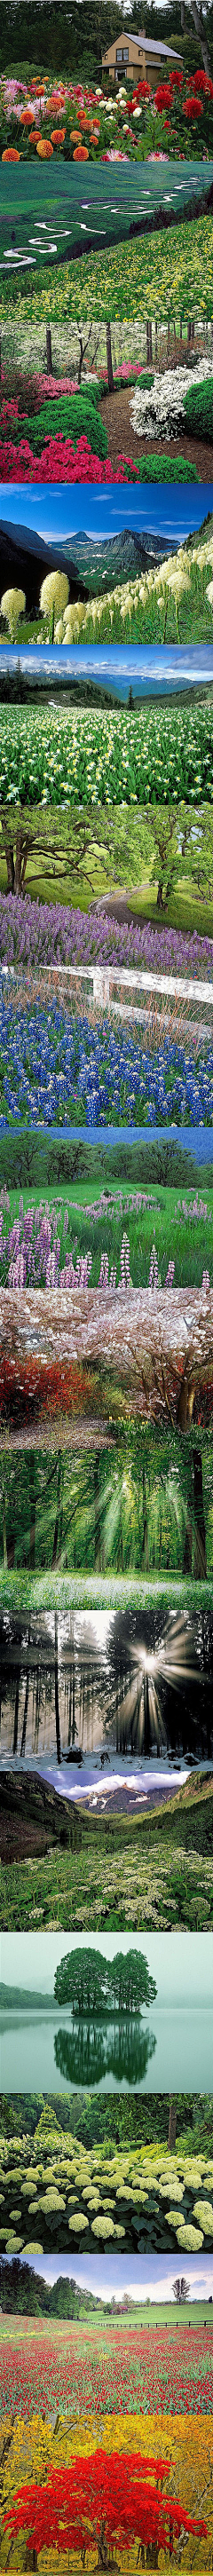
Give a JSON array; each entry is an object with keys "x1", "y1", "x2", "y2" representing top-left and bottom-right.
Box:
[{"x1": 130, "y1": 353, "x2": 213, "y2": 441}]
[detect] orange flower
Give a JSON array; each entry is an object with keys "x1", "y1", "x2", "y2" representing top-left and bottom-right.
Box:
[
  {"x1": 70, "y1": 127, "x2": 81, "y2": 140},
  {"x1": 51, "y1": 127, "x2": 66, "y2": 143},
  {"x1": 36, "y1": 138, "x2": 53, "y2": 156},
  {"x1": 49, "y1": 90, "x2": 66, "y2": 109},
  {"x1": 73, "y1": 142, "x2": 89, "y2": 157},
  {"x1": 19, "y1": 105, "x2": 35, "y2": 123},
  {"x1": 2, "y1": 146, "x2": 20, "y2": 160},
  {"x1": 28, "y1": 129, "x2": 41, "y2": 144}
]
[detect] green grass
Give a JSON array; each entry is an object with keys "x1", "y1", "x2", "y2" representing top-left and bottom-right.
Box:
[
  {"x1": 2, "y1": 1181, "x2": 213, "y2": 1291},
  {"x1": 0, "y1": 2303, "x2": 210, "y2": 2338}
]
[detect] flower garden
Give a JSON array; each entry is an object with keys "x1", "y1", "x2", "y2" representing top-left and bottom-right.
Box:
[
  {"x1": 0, "y1": 698, "x2": 213, "y2": 807},
  {"x1": 1, "y1": 69, "x2": 213, "y2": 162},
  {"x1": 0, "y1": 2121, "x2": 213, "y2": 2258},
  {"x1": 0, "y1": 2412, "x2": 210, "y2": 2571},
  {"x1": 0, "y1": 371, "x2": 203, "y2": 486}
]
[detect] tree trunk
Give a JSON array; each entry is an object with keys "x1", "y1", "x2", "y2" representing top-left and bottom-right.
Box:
[
  {"x1": 193, "y1": 1447, "x2": 207, "y2": 1578},
  {"x1": 5, "y1": 840, "x2": 15, "y2": 894},
  {"x1": 93, "y1": 1450, "x2": 101, "y2": 1571},
  {"x1": 46, "y1": 324, "x2": 52, "y2": 374},
  {"x1": 13, "y1": 1669, "x2": 20, "y2": 1756},
  {"x1": 106, "y1": 320, "x2": 114, "y2": 391},
  {"x1": 52, "y1": 1451, "x2": 63, "y2": 1566},
  {"x1": 177, "y1": 1375, "x2": 195, "y2": 1432},
  {"x1": 168, "y1": 2097, "x2": 178, "y2": 2150},
  {"x1": 186, "y1": 0, "x2": 210, "y2": 72},
  {"x1": 20, "y1": 1638, "x2": 30, "y2": 1757},
  {"x1": 156, "y1": 880, "x2": 166, "y2": 913}
]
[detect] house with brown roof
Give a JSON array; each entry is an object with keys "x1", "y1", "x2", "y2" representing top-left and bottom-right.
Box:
[{"x1": 102, "y1": 27, "x2": 182, "y2": 86}]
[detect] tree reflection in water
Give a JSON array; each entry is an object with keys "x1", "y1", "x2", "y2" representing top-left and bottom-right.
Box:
[{"x1": 54, "y1": 2022, "x2": 155, "y2": 2087}]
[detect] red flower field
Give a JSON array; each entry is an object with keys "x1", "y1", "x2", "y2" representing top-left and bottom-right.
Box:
[{"x1": 1, "y1": 2321, "x2": 212, "y2": 2419}]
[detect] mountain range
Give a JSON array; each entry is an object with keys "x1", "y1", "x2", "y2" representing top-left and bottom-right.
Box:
[{"x1": 0, "y1": 518, "x2": 179, "y2": 617}]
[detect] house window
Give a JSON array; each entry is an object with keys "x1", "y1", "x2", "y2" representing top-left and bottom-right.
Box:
[{"x1": 116, "y1": 44, "x2": 129, "y2": 59}]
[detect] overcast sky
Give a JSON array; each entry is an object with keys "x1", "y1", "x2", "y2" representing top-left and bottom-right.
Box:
[
  {"x1": 2, "y1": 1930, "x2": 213, "y2": 2007},
  {"x1": 16, "y1": 2252, "x2": 213, "y2": 2299},
  {"x1": 1, "y1": 486, "x2": 213, "y2": 545}
]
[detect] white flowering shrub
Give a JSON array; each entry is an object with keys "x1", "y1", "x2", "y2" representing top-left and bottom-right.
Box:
[{"x1": 130, "y1": 355, "x2": 213, "y2": 441}]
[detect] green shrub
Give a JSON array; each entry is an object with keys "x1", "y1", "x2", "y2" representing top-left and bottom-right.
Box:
[
  {"x1": 135, "y1": 454, "x2": 199, "y2": 482},
  {"x1": 183, "y1": 376, "x2": 213, "y2": 439},
  {"x1": 19, "y1": 394, "x2": 108, "y2": 459}
]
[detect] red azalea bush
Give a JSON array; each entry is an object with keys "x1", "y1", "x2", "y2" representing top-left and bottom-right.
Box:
[{"x1": 0, "y1": 434, "x2": 140, "y2": 483}]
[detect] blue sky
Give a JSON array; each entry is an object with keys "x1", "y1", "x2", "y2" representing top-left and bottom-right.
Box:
[
  {"x1": 15, "y1": 2254, "x2": 213, "y2": 2300},
  {"x1": 1, "y1": 645, "x2": 213, "y2": 697},
  {"x1": 0, "y1": 486, "x2": 212, "y2": 544}
]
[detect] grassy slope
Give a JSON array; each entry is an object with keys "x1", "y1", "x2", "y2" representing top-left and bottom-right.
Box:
[{"x1": 0, "y1": 2303, "x2": 211, "y2": 2338}]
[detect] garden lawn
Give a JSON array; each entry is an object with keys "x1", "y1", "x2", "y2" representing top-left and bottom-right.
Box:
[
  {"x1": 0, "y1": 697, "x2": 213, "y2": 805},
  {"x1": 0, "y1": 2317, "x2": 212, "y2": 2418}
]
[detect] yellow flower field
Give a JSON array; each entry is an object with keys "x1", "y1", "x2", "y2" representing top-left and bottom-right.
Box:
[{"x1": 1, "y1": 215, "x2": 213, "y2": 329}]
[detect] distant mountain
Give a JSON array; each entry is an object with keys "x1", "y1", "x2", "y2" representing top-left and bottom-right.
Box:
[
  {"x1": 0, "y1": 517, "x2": 178, "y2": 619},
  {"x1": 81, "y1": 1781, "x2": 181, "y2": 1817},
  {"x1": 59, "y1": 525, "x2": 179, "y2": 593}
]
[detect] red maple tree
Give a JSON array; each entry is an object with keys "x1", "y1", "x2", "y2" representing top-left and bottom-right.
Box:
[{"x1": 4, "y1": 2447, "x2": 208, "y2": 2570}]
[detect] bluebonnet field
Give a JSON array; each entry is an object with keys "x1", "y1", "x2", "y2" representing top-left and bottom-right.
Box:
[{"x1": 0, "y1": 988, "x2": 213, "y2": 1128}]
